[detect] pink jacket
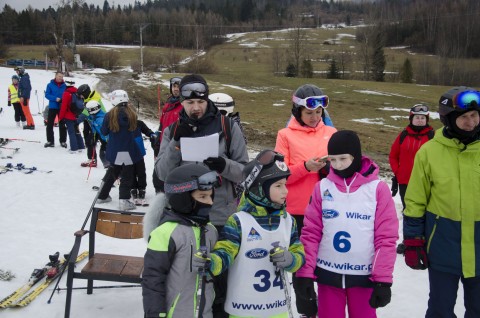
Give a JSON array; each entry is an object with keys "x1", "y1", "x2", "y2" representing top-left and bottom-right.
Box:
[
  {"x1": 296, "y1": 157, "x2": 399, "y2": 284},
  {"x1": 275, "y1": 118, "x2": 336, "y2": 216}
]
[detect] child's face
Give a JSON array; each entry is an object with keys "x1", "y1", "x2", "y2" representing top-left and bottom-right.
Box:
[
  {"x1": 329, "y1": 154, "x2": 353, "y2": 171},
  {"x1": 191, "y1": 189, "x2": 213, "y2": 205},
  {"x1": 268, "y1": 178, "x2": 288, "y2": 206}
]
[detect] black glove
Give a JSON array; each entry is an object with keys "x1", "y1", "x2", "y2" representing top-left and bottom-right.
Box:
[
  {"x1": 369, "y1": 282, "x2": 392, "y2": 308},
  {"x1": 149, "y1": 132, "x2": 158, "y2": 149},
  {"x1": 173, "y1": 122, "x2": 193, "y2": 141},
  {"x1": 391, "y1": 176, "x2": 398, "y2": 197},
  {"x1": 203, "y1": 157, "x2": 226, "y2": 173},
  {"x1": 318, "y1": 161, "x2": 330, "y2": 180},
  {"x1": 293, "y1": 277, "x2": 317, "y2": 316},
  {"x1": 8, "y1": 102, "x2": 11, "y2": 106}
]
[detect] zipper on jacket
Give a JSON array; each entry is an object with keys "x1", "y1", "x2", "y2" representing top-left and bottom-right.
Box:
[{"x1": 426, "y1": 215, "x2": 439, "y2": 253}]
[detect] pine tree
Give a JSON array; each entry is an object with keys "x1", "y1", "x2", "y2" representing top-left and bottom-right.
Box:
[
  {"x1": 328, "y1": 57, "x2": 339, "y2": 79},
  {"x1": 285, "y1": 63, "x2": 297, "y2": 77},
  {"x1": 400, "y1": 58, "x2": 413, "y2": 83},
  {"x1": 300, "y1": 59, "x2": 313, "y2": 78},
  {"x1": 371, "y1": 31, "x2": 386, "y2": 82}
]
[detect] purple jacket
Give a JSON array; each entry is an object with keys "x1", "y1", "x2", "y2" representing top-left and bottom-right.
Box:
[{"x1": 297, "y1": 156, "x2": 398, "y2": 285}]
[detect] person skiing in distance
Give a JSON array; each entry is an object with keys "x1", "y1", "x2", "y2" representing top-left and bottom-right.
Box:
[
  {"x1": 7, "y1": 74, "x2": 26, "y2": 127},
  {"x1": 152, "y1": 76, "x2": 183, "y2": 193},
  {"x1": 296, "y1": 130, "x2": 398, "y2": 318},
  {"x1": 192, "y1": 150, "x2": 305, "y2": 318},
  {"x1": 142, "y1": 163, "x2": 219, "y2": 318},
  {"x1": 58, "y1": 80, "x2": 85, "y2": 153},
  {"x1": 403, "y1": 86, "x2": 480, "y2": 317},
  {"x1": 77, "y1": 100, "x2": 109, "y2": 168},
  {"x1": 97, "y1": 90, "x2": 142, "y2": 210},
  {"x1": 389, "y1": 104, "x2": 434, "y2": 254},
  {"x1": 77, "y1": 84, "x2": 107, "y2": 167},
  {"x1": 44, "y1": 71, "x2": 67, "y2": 148},
  {"x1": 14, "y1": 66, "x2": 35, "y2": 129}
]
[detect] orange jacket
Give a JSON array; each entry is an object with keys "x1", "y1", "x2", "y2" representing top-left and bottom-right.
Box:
[{"x1": 275, "y1": 118, "x2": 337, "y2": 216}]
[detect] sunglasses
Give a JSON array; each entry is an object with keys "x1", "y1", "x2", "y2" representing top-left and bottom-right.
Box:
[
  {"x1": 165, "y1": 171, "x2": 221, "y2": 194},
  {"x1": 181, "y1": 82, "x2": 208, "y2": 99},
  {"x1": 453, "y1": 91, "x2": 480, "y2": 110},
  {"x1": 170, "y1": 77, "x2": 182, "y2": 85},
  {"x1": 292, "y1": 95, "x2": 329, "y2": 110},
  {"x1": 411, "y1": 104, "x2": 429, "y2": 113},
  {"x1": 243, "y1": 150, "x2": 284, "y2": 190}
]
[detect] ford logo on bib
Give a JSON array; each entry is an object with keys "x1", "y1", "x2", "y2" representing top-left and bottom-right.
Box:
[
  {"x1": 322, "y1": 209, "x2": 339, "y2": 219},
  {"x1": 245, "y1": 248, "x2": 269, "y2": 259}
]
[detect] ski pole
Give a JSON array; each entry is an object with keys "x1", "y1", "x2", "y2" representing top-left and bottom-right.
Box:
[
  {"x1": 47, "y1": 181, "x2": 106, "y2": 304},
  {"x1": 35, "y1": 90, "x2": 41, "y2": 114},
  {"x1": 41, "y1": 91, "x2": 46, "y2": 113},
  {"x1": 1, "y1": 138, "x2": 41, "y2": 143},
  {"x1": 55, "y1": 284, "x2": 140, "y2": 292},
  {"x1": 196, "y1": 245, "x2": 208, "y2": 318},
  {"x1": 271, "y1": 242, "x2": 294, "y2": 318},
  {"x1": 85, "y1": 136, "x2": 96, "y2": 182}
]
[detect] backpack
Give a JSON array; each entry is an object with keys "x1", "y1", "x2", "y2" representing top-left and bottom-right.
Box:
[
  {"x1": 399, "y1": 129, "x2": 434, "y2": 144},
  {"x1": 70, "y1": 93, "x2": 85, "y2": 116}
]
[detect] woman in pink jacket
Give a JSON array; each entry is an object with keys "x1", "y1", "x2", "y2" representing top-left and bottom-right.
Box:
[
  {"x1": 275, "y1": 84, "x2": 337, "y2": 235},
  {"x1": 295, "y1": 130, "x2": 399, "y2": 318}
]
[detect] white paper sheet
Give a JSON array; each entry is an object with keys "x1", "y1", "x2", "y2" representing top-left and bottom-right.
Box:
[{"x1": 180, "y1": 133, "x2": 219, "y2": 162}]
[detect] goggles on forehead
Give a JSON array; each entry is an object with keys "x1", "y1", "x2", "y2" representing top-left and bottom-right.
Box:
[
  {"x1": 243, "y1": 150, "x2": 284, "y2": 190},
  {"x1": 181, "y1": 82, "x2": 208, "y2": 99},
  {"x1": 292, "y1": 95, "x2": 329, "y2": 110},
  {"x1": 411, "y1": 104, "x2": 429, "y2": 113},
  {"x1": 453, "y1": 91, "x2": 480, "y2": 110},
  {"x1": 170, "y1": 77, "x2": 182, "y2": 86},
  {"x1": 164, "y1": 171, "x2": 221, "y2": 194}
]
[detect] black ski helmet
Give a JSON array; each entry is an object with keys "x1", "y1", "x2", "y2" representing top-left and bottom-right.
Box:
[
  {"x1": 164, "y1": 163, "x2": 220, "y2": 215},
  {"x1": 292, "y1": 84, "x2": 326, "y2": 125},
  {"x1": 77, "y1": 84, "x2": 91, "y2": 99},
  {"x1": 438, "y1": 86, "x2": 480, "y2": 137},
  {"x1": 169, "y1": 77, "x2": 182, "y2": 95},
  {"x1": 243, "y1": 150, "x2": 290, "y2": 210}
]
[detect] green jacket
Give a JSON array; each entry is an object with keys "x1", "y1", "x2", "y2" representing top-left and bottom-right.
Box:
[{"x1": 404, "y1": 128, "x2": 480, "y2": 278}]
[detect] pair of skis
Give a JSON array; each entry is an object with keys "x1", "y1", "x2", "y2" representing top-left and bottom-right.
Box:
[
  {"x1": 0, "y1": 251, "x2": 88, "y2": 308},
  {"x1": 0, "y1": 163, "x2": 52, "y2": 174}
]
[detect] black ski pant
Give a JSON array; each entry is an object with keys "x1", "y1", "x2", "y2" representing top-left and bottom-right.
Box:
[
  {"x1": 12, "y1": 102, "x2": 26, "y2": 122},
  {"x1": 85, "y1": 129, "x2": 108, "y2": 166},
  {"x1": 46, "y1": 108, "x2": 66, "y2": 144},
  {"x1": 132, "y1": 158, "x2": 147, "y2": 191},
  {"x1": 98, "y1": 164, "x2": 135, "y2": 200}
]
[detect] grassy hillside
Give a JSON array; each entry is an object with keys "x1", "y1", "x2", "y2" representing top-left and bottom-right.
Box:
[{"x1": 6, "y1": 26, "x2": 458, "y2": 169}]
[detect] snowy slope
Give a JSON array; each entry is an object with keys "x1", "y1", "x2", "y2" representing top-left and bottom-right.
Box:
[{"x1": 0, "y1": 67, "x2": 465, "y2": 317}]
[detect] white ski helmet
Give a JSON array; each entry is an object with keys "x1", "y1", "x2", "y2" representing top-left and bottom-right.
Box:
[
  {"x1": 209, "y1": 93, "x2": 235, "y2": 115},
  {"x1": 109, "y1": 89, "x2": 129, "y2": 106},
  {"x1": 86, "y1": 100, "x2": 101, "y2": 114}
]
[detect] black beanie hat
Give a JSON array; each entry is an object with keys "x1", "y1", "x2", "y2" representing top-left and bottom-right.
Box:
[
  {"x1": 328, "y1": 130, "x2": 362, "y2": 178},
  {"x1": 179, "y1": 74, "x2": 209, "y2": 101}
]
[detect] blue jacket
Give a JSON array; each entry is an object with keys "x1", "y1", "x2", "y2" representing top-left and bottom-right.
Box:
[
  {"x1": 18, "y1": 73, "x2": 31, "y2": 99},
  {"x1": 101, "y1": 108, "x2": 143, "y2": 165},
  {"x1": 78, "y1": 110, "x2": 108, "y2": 142},
  {"x1": 45, "y1": 79, "x2": 66, "y2": 110}
]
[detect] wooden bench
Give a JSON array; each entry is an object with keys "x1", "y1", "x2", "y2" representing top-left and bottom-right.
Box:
[{"x1": 64, "y1": 207, "x2": 144, "y2": 318}]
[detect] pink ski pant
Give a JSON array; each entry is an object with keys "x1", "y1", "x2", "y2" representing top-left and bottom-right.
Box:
[{"x1": 317, "y1": 284, "x2": 376, "y2": 318}]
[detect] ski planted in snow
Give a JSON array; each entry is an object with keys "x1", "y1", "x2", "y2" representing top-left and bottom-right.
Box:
[
  {"x1": 0, "y1": 252, "x2": 60, "y2": 308},
  {"x1": 13, "y1": 251, "x2": 89, "y2": 307}
]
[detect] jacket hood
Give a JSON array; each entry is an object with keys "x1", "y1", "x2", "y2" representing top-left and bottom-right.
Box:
[
  {"x1": 327, "y1": 156, "x2": 379, "y2": 191},
  {"x1": 436, "y1": 128, "x2": 480, "y2": 151},
  {"x1": 287, "y1": 116, "x2": 326, "y2": 133},
  {"x1": 65, "y1": 86, "x2": 77, "y2": 93},
  {"x1": 158, "y1": 208, "x2": 197, "y2": 227}
]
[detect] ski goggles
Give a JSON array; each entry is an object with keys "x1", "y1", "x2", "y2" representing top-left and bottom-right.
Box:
[
  {"x1": 453, "y1": 90, "x2": 480, "y2": 110},
  {"x1": 292, "y1": 95, "x2": 329, "y2": 110},
  {"x1": 411, "y1": 104, "x2": 429, "y2": 113},
  {"x1": 170, "y1": 77, "x2": 182, "y2": 86},
  {"x1": 243, "y1": 150, "x2": 284, "y2": 190},
  {"x1": 165, "y1": 171, "x2": 221, "y2": 194},
  {"x1": 180, "y1": 82, "x2": 208, "y2": 99}
]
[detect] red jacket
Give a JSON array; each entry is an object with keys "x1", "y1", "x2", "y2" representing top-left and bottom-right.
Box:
[
  {"x1": 59, "y1": 86, "x2": 78, "y2": 121},
  {"x1": 389, "y1": 125, "x2": 434, "y2": 184},
  {"x1": 159, "y1": 98, "x2": 182, "y2": 142},
  {"x1": 275, "y1": 118, "x2": 337, "y2": 216}
]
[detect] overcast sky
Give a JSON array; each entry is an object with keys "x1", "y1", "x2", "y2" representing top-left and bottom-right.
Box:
[{"x1": 3, "y1": 0, "x2": 138, "y2": 11}]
